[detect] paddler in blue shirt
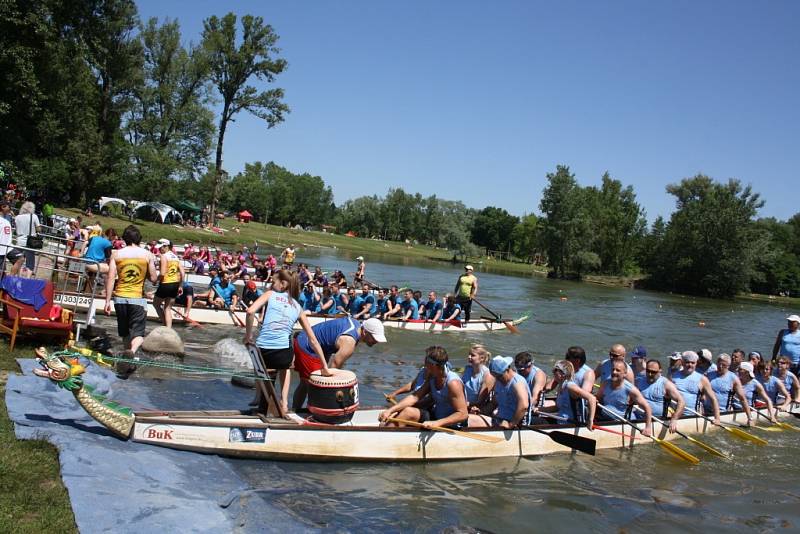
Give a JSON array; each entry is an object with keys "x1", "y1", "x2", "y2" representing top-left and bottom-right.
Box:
[
  {"x1": 353, "y1": 283, "x2": 376, "y2": 319},
  {"x1": 595, "y1": 344, "x2": 635, "y2": 383},
  {"x1": 379, "y1": 346, "x2": 468, "y2": 430},
  {"x1": 473, "y1": 356, "x2": 532, "y2": 429},
  {"x1": 329, "y1": 283, "x2": 349, "y2": 314},
  {"x1": 635, "y1": 359, "x2": 685, "y2": 433},
  {"x1": 440, "y1": 293, "x2": 462, "y2": 322},
  {"x1": 671, "y1": 351, "x2": 720, "y2": 423},
  {"x1": 211, "y1": 272, "x2": 239, "y2": 310},
  {"x1": 514, "y1": 351, "x2": 547, "y2": 409},
  {"x1": 400, "y1": 289, "x2": 420, "y2": 320},
  {"x1": 420, "y1": 291, "x2": 443, "y2": 322},
  {"x1": 596, "y1": 359, "x2": 653, "y2": 436}
]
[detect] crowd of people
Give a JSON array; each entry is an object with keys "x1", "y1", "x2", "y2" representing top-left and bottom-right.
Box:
[{"x1": 380, "y1": 316, "x2": 800, "y2": 432}]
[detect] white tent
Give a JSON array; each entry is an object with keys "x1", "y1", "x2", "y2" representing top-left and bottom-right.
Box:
[
  {"x1": 98, "y1": 196, "x2": 129, "y2": 214},
  {"x1": 133, "y1": 202, "x2": 183, "y2": 224}
]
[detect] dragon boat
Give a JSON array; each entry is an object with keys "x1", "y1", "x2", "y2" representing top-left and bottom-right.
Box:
[
  {"x1": 53, "y1": 291, "x2": 528, "y2": 331},
  {"x1": 31, "y1": 348, "x2": 797, "y2": 462}
]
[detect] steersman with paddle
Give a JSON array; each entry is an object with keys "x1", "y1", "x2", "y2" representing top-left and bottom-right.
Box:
[{"x1": 454, "y1": 264, "x2": 478, "y2": 323}]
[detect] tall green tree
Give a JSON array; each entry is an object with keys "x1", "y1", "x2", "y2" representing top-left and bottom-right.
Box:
[
  {"x1": 510, "y1": 214, "x2": 540, "y2": 260},
  {"x1": 471, "y1": 206, "x2": 519, "y2": 254},
  {"x1": 539, "y1": 165, "x2": 587, "y2": 277},
  {"x1": 124, "y1": 17, "x2": 214, "y2": 200},
  {"x1": 202, "y1": 13, "x2": 288, "y2": 223},
  {"x1": 593, "y1": 172, "x2": 646, "y2": 274},
  {"x1": 648, "y1": 175, "x2": 769, "y2": 297}
]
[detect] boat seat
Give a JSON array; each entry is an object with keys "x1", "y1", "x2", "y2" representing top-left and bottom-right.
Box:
[{"x1": 0, "y1": 275, "x2": 74, "y2": 350}]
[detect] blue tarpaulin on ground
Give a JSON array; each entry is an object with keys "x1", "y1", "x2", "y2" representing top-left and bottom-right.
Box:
[{"x1": 6, "y1": 359, "x2": 310, "y2": 533}]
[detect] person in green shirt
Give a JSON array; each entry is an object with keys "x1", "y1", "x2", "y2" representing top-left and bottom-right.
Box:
[{"x1": 453, "y1": 264, "x2": 478, "y2": 322}]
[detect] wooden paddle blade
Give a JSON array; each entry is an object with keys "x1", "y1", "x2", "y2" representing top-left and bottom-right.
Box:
[
  {"x1": 726, "y1": 426, "x2": 768, "y2": 445},
  {"x1": 503, "y1": 321, "x2": 520, "y2": 334},
  {"x1": 777, "y1": 421, "x2": 800, "y2": 432},
  {"x1": 656, "y1": 438, "x2": 701, "y2": 465},
  {"x1": 684, "y1": 436, "x2": 730, "y2": 459},
  {"x1": 531, "y1": 427, "x2": 596, "y2": 455}
]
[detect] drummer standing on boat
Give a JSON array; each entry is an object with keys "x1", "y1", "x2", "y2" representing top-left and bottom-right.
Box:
[
  {"x1": 103, "y1": 225, "x2": 158, "y2": 368},
  {"x1": 454, "y1": 265, "x2": 478, "y2": 323},
  {"x1": 353, "y1": 256, "x2": 366, "y2": 288},
  {"x1": 292, "y1": 316, "x2": 387, "y2": 410}
]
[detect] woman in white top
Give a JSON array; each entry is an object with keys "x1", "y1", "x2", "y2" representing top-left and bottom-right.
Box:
[{"x1": 14, "y1": 201, "x2": 41, "y2": 271}]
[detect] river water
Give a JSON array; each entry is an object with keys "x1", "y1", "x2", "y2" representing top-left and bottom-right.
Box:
[{"x1": 91, "y1": 248, "x2": 799, "y2": 532}]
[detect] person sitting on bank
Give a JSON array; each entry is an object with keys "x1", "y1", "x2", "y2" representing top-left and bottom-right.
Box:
[{"x1": 379, "y1": 346, "x2": 468, "y2": 429}]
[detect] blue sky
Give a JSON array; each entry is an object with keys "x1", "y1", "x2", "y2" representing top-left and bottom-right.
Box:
[{"x1": 136, "y1": 0, "x2": 799, "y2": 223}]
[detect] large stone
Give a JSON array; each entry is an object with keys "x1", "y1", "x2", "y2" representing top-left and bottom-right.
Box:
[
  {"x1": 214, "y1": 338, "x2": 252, "y2": 368},
  {"x1": 141, "y1": 326, "x2": 184, "y2": 355}
]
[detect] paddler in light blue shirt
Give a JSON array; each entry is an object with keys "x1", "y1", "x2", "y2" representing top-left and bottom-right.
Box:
[
  {"x1": 471, "y1": 356, "x2": 531, "y2": 429},
  {"x1": 400, "y1": 289, "x2": 420, "y2": 320},
  {"x1": 671, "y1": 351, "x2": 720, "y2": 423},
  {"x1": 595, "y1": 344, "x2": 635, "y2": 383},
  {"x1": 596, "y1": 360, "x2": 653, "y2": 436}
]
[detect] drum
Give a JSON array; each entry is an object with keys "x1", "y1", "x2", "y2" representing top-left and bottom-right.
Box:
[{"x1": 307, "y1": 368, "x2": 359, "y2": 424}]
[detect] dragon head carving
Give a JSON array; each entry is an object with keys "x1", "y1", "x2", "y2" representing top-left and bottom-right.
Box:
[{"x1": 33, "y1": 347, "x2": 86, "y2": 391}]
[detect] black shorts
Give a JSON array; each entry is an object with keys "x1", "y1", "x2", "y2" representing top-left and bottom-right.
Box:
[
  {"x1": 174, "y1": 285, "x2": 194, "y2": 306},
  {"x1": 155, "y1": 282, "x2": 180, "y2": 299},
  {"x1": 114, "y1": 302, "x2": 147, "y2": 339},
  {"x1": 257, "y1": 346, "x2": 294, "y2": 370}
]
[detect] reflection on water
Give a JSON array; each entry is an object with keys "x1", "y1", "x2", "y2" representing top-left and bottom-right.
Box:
[{"x1": 94, "y1": 249, "x2": 799, "y2": 532}]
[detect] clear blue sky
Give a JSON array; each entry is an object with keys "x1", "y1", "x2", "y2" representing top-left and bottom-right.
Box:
[{"x1": 136, "y1": 0, "x2": 799, "y2": 223}]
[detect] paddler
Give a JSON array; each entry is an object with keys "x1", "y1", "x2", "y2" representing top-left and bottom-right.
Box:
[
  {"x1": 471, "y1": 356, "x2": 531, "y2": 429},
  {"x1": 420, "y1": 291, "x2": 443, "y2": 322},
  {"x1": 152, "y1": 239, "x2": 184, "y2": 329},
  {"x1": 696, "y1": 349, "x2": 716, "y2": 374},
  {"x1": 635, "y1": 359, "x2": 685, "y2": 432},
  {"x1": 292, "y1": 317, "x2": 387, "y2": 410},
  {"x1": 755, "y1": 360, "x2": 789, "y2": 413},
  {"x1": 565, "y1": 346, "x2": 595, "y2": 394},
  {"x1": 666, "y1": 351, "x2": 683, "y2": 379},
  {"x1": 440, "y1": 293, "x2": 462, "y2": 323},
  {"x1": 461, "y1": 344, "x2": 495, "y2": 414},
  {"x1": 730, "y1": 348, "x2": 745, "y2": 373},
  {"x1": 594, "y1": 343, "x2": 634, "y2": 383},
  {"x1": 453, "y1": 264, "x2": 478, "y2": 323},
  {"x1": 380, "y1": 346, "x2": 468, "y2": 429},
  {"x1": 774, "y1": 355, "x2": 800, "y2": 403},
  {"x1": 538, "y1": 360, "x2": 596, "y2": 430},
  {"x1": 734, "y1": 362, "x2": 777, "y2": 422},
  {"x1": 103, "y1": 225, "x2": 158, "y2": 376},
  {"x1": 596, "y1": 359, "x2": 653, "y2": 436},
  {"x1": 514, "y1": 351, "x2": 547, "y2": 409},
  {"x1": 772, "y1": 314, "x2": 800, "y2": 375},
  {"x1": 704, "y1": 353, "x2": 753, "y2": 424},
  {"x1": 671, "y1": 351, "x2": 720, "y2": 423},
  {"x1": 630, "y1": 345, "x2": 648, "y2": 377}
]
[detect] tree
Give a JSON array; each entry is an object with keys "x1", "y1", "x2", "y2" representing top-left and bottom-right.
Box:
[
  {"x1": 202, "y1": 13, "x2": 288, "y2": 223},
  {"x1": 124, "y1": 17, "x2": 214, "y2": 200},
  {"x1": 510, "y1": 214, "x2": 540, "y2": 260},
  {"x1": 648, "y1": 175, "x2": 770, "y2": 298},
  {"x1": 539, "y1": 165, "x2": 587, "y2": 277},
  {"x1": 471, "y1": 206, "x2": 519, "y2": 254},
  {"x1": 593, "y1": 173, "x2": 646, "y2": 274}
]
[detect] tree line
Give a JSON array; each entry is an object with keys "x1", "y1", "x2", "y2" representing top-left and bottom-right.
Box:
[{"x1": 2, "y1": 1, "x2": 798, "y2": 299}]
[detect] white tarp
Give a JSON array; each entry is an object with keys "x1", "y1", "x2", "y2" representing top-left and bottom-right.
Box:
[
  {"x1": 98, "y1": 196, "x2": 129, "y2": 212},
  {"x1": 133, "y1": 202, "x2": 183, "y2": 224}
]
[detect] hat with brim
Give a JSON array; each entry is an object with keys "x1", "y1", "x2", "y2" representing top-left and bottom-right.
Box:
[
  {"x1": 465, "y1": 265, "x2": 474, "y2": 271},
  {"x1": 362, "y1": 318, "x2": 387, "y2": 343},
  {"x1": 630, "y1": 345, "x2": 647, "y2": 359},
  {"x1": 489, "y1": 355, "x2": 513, "y2": 374},
  {"x1": 739, "y1": 361, "x2": 755, "y2": 378},
  {"x1": 699, "y1": 349, "x2": 713, "y2": 361},
  {"x1": 669, "y1": 351, "x2": 682, "y2": 360},
  {"x1": 787, "y1": 314, "x2": 800, "y2": 323},
  {"x1": 158, "y1": 238, "x2": 171, "y2": 247}
]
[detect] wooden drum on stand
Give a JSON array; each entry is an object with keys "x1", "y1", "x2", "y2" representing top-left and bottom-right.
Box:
[{"x1": 307, "y1": 369, "x2": 359, "y2": 424}]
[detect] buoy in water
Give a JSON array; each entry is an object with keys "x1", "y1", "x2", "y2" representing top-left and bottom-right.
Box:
[
  {"x1": 698, "y1": 321, "x2": 706, "y2": 327},
  {"x1": 560, "y1": 297, "x2": 568, "y2": 302}
]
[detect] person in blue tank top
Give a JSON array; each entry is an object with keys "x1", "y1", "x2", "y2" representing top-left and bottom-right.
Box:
[
  {"x1": 329, "y1": 284, "x2": 349, "y2": 314},
  {"x1": 461, "y1": 344, "x2": 495, "y2": 414},
  {"x1": 734, "y1": 362, "x2": 778, "y2": 422},
  {"x1": 400, "y1": 289, "x2": 420, "y2": 320},
  {"x1": 440, "y1": 294, "x2": 462, "y2": 323},
  {"x1": 562, "y1": 346, "x2": 595, "y2": 395},
  {"x1": 594, "y1": 344, "x2": 635, "y2": 383},
  {"x1": 539, "y1": 360, "x2": 596, "y2": 430},
  {"x1": 596, "y1": 360, "x2": 653, "y2": 436},
  {"x1": 514, "y1": 351, "x2": 547, "y2": 409},
  {"x1": 671, "y1": 351, "x2": 721, "y2": 423},
  {"x1": 420, "y1": 291, "x2": 443, "y2": 322},
  {"x1": 298, "y1": 283, "x2": 320, "y2": 313},
  {"x1": 243, "y1": 269, "x2": 329, "y2": 414},
  {"x1": 345, "y1": 287, "x2": 363, "y2": 316},
  {"x1": 773, "y1": 314, "x2": 800, "y2": 374},
  {"x1": 469, "y1": 356, "x2": 531, "y2": 429},
  {"x1": 352, "y1": 284, "x2": 376, "y2": 319},
  {"x1": 756, "y1": 360, "x2": 789, "y2": 411},
  {"x1": 375, "y1": 288, "x2": 390, "y2": 317},
  {"x1": 634, "y1": 359, "x2": 685, "y2": 433},
  {"x1": 703, "y1": 353, "x2": 753, "y2": 422},
  {"x1": 774, "y1": 356, "x2": 800, "y2": 403},
  {"x1": 380, "y1": 346, "x2": 468, "y2": 429}
]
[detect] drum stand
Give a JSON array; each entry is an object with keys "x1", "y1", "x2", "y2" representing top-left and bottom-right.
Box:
[{"x1": 246, "y1": 344, "x2": 287, "y2": 418}]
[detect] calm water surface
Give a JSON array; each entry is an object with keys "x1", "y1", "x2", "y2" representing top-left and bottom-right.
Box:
[{"x1": 94, "y1": 248, "x2": 799, "y2": 532}]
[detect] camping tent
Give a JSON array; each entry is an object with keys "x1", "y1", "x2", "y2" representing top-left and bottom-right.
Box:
[
  {"x1": 238, "y1": 210, "x2": 253, "y2": 223},
  {"x1": 98, "y1": 196, "x2": 129, "y2": 215},
  {"x1": 132, "y1": 202, "x2": 183, "y2": 224}
]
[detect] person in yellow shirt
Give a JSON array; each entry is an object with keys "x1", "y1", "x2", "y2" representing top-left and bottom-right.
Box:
[
  {"x1": 152, "y1": 238, "x2": 185, "y2": 329},
  {"x1": 453, "y1": 265, "x2": 478, "y2": 323},
  {"x1": 104, "y1": 225, "x2": 158, "y2": 372}
]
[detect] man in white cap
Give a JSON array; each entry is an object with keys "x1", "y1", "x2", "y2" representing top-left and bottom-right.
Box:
[
  {"x1": 670, "y1": 350, "x2": 720, "y2": 423},
  {"x1": 453, "y1": 264, "x2": 478, "y2": 323},
  {"x1": 696, "y1": 348, "x2": 716, "y2": 375},
  {"x1": 354, "y1": 256, "x2": 366, "y2": 288},
  {"x1": 773, "y1": 314, "x2": 800, "y2": 375},
  {"x1": 733, "y1": 362, "x2": 777, "y2": 422},
  {"x1": 666, "y1": 351, "x2": 683, "y2": 379},
  {"x1": 471, "y1": 356, "x2": 531, "y2": 428},
  {"x1": 292, "y1": 316, "x2": 387, "y2": 410}
]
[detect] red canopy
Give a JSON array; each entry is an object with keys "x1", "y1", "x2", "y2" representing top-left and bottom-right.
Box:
[{"x1": 238, "y1": 210, "x2": 253, "y2": 223}]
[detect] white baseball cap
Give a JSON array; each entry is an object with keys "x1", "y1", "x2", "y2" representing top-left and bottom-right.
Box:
[
  {"x1": 465, "y1": 265, "x2": 474, "y2": 271},
  {"x1": 158, "y1": 238, "x2": 171, "y2": 247},
  {"x1": 362, "y1": 318, "x2": 387, "y2": 343},
  {"x1": 669, "y1": 351, "x2": 682, "y2": 360},
  {"x1": 681, "y1": 351, "x2": 699, "y2": 362},
  {"x1": 698, "y1": 349, "x2": 713, "y2": 361},
  {"x1": 739, "y1": 361, "x2": 755, "y2": 378},
  {"x1": 787, "y1": 314, "x2": 800, "y2": 323}
]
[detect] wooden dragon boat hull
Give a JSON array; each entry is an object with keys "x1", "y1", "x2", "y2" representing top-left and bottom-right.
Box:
[
  {"x1": 126, "y1": 407, "x2": 792, "y2": 462},
  {"x1": 53, "y1": 292, "x2": 527, "y2": 331}
]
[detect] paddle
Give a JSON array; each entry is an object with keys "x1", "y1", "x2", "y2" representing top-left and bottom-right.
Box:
[
  {"x1": 171, "y1": 307, "x2": 203, "y2": 328},
  {"x1": 211, "y1": 284, "x2": 244, "y2": 327},
  {"x1": 634, "y1": 406, "x2": 729, "y2": 459},
  {"x1": 537, "y1": 411, "x2": 636, "y2": 441},
  {"x1": 680, "y1": 405, "x2": 768, "y2": 445},
  {"x1": 384, "y1": 393, "x2": 397, "y2": 405},
  {"x1": 596, "y1": 402, "x2": 700, "y2": 464},
  {"x1": 472, "y1": 297, "x2": 520, "y2": 333},
  {"x1": 523, "y1": 424, "x2": 596, "y2": 456},
  {"x1": 386, "y1": 417, "x2": 504, "y2": 443}
]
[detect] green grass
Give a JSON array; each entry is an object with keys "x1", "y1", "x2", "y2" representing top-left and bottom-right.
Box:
[{"x1": 0, "y1": 340, "x2": 77, "y2": 533}]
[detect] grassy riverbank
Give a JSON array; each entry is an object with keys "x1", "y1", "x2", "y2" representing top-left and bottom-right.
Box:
[{"x1": 0, "y1": 341, "x2": 77, "y2": 532}]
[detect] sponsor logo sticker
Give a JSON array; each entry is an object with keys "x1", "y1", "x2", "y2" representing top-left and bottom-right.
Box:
[{"x1": 229, "y1": 427, "x2": 267, "y2": 443}]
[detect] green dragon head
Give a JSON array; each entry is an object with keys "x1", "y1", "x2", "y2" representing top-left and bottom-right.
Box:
[{"x1": 33, "y1": 347, "x2": 85, "y2": 391}]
